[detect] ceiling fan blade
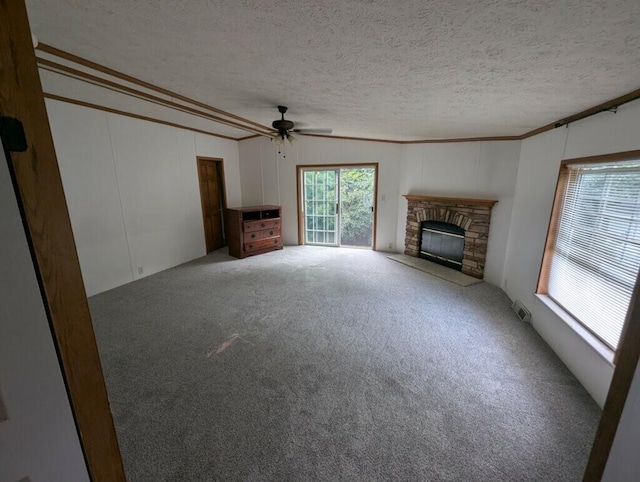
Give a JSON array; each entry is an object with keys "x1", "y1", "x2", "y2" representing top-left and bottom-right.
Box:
[{"x1": 293, "y1": 128, "x2": 333, "y2": 134}]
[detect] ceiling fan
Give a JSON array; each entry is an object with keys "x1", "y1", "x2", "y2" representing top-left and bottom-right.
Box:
[{"x1": 271, "y1": 105, "x2": 332, "y2": 146}]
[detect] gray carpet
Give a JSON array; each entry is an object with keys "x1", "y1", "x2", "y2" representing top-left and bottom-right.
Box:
[{"x1": 89, "y1": 246, "x2": 601, "y2": 482}]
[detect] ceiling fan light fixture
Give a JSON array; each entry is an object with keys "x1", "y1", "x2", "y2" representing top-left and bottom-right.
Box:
[
  {"x1": 287, "y1": 134, "x2": 297, "y2": 145},
  {"x1": 272, "y1": 134, "x2": 285, "y2": 147}
]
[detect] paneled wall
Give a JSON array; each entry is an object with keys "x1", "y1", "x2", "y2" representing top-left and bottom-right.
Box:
[
  {"x1": 239, "y1": 136, "x2": 521, "y2": 288},
  {"x1": 47, "y1": 99, "x2": 241, "y2": 296},
  {"x1": 399, "y1": 141, "x2": 521, "y2": 286},
  {"x1": 502, "y1": 98, "x2": 640, "y2": 406}
]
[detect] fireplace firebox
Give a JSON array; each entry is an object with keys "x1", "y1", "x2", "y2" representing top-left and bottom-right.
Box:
[{"x1": 420, "y1": 221, "x2": 465, "y2": 271}]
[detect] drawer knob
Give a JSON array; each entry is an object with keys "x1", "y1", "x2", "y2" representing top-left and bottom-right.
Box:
[
  {"x1": 261, "y1": 222, "x2": 265, "y2": 227},
  {"x1": 248, "y1": 244, "x2": 253, "y2": 249},
  {"x1": 269, "y1": 231, "x2": 273, "y2": 235},
  {"x1": 251, "y1": 234, "x2": 256, "y2": 238}
]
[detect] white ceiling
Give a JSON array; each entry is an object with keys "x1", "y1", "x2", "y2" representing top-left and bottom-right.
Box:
[{"x1": 26, "y1": 0, "x2": 640, "y2": 140}]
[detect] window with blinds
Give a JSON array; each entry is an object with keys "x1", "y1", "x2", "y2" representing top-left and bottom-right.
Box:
[{"x1": 542, "y1": 158, "x2": 640, "y2": 350}]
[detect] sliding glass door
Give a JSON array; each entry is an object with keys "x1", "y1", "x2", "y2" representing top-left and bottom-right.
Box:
[
  {"x1": 304, "y1": 169, "x2": 339, "y2": 245},
  {"x1": 301, "y1": 167, "x2": 376, "y2": 248},
  {"x1": 338, "y1": 168, "x2": 375, "y2": 247}
]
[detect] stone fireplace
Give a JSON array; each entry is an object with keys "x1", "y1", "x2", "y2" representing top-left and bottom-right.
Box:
[{"x1": 403, "y1": 195, "x2": 498, "y2": 279}]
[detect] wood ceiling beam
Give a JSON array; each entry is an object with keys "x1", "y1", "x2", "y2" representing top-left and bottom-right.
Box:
[
  {"x1": 36, "y1": 42, "x2": 276, "y2": 134},
  {"x1": 37, "y1": 58, "x2": 273, "y2": 137},
  {"x1": 43, "y1": 93, "x2": 239, "y2": 140}
]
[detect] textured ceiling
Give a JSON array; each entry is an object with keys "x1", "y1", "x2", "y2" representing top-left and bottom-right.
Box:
[{"x1": 26, "y1": 0, "x2": 640, "y2": 140}]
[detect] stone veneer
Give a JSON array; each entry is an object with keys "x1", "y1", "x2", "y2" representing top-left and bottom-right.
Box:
[{"x1": 403, "y1": 195, "x2": 498, "y2": 279}]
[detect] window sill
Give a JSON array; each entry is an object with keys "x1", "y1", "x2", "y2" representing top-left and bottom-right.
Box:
[{"x1": 535, "y1": 294, "x2": 616, "y2": 366}]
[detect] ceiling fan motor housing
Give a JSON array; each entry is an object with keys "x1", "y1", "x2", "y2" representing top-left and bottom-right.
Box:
[
  {"x1": 273, "y1": 105, "x2": 294, "y2": 134},
  {"x1": 272, "y1": 119, "x2": 294, "y2": 131},
  {"x1": 271, "y1": 105, "x2": 331, "y2": 137}
]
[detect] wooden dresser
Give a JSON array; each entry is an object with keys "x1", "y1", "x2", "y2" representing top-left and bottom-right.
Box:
[{"x1": 225, "y1": 205, "x2": 283, "y2": 259}]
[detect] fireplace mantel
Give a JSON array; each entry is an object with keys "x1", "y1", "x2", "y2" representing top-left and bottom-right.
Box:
[{"x1": 403, "y1": 194, "x2": 498, "y2": 208}]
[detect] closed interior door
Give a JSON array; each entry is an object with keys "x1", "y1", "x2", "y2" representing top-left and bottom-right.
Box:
[
  {"x1": 198, "y1": 158, "x2": 226, "y2": 252},
  {"x1": 301, "y1": 166, "x2": 376, "y2": 248}
]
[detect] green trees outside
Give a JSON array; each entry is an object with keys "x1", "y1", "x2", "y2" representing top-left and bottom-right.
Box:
[
  {"x1": 339, "y1": 168, "x2": 374, "y2": 246},
  {"x1": 304, "y1": 170, "x2": 336, "y2": 244}
]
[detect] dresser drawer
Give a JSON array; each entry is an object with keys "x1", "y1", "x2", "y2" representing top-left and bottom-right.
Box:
[
  {"x1": 244, "y1": 237, "x2": 282, "y2": 253},
  {"x1": 243, "y1": 227, "x2": 280, "y2": 243},
  {"x1": 243, "y1": 218, "x2": 280, "y2": 233}
]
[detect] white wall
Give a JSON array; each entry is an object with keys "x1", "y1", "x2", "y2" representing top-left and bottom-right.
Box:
[
  {"x1": 0, "y1": 147, "x2": 90, "y2": 482},
  {"x1": 238, "y1": 135, "x2": 521, "y2": 288},
  {"x1": 603, "y1": 360, "x2": 640, "y2": 481},
  {"x1": 238, "y1": 136, "x2": 404, "y2": 252},
  {"x1": 398, "y1": 141, "x2": 521, "y2": 286},
  {"x1": 501, "y1": 128, "x2": 568, "y2": 310},
  {"x1": 502, "y1": 99, "x2": 640, "y2": 407},
  {"x1": 47, "y1": 99, "x2": 241, "y2": 296}
]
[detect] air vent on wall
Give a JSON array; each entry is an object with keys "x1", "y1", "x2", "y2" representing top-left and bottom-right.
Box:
[{"x1": 511, "y1": 300, "x2": 531, "y2": 323}]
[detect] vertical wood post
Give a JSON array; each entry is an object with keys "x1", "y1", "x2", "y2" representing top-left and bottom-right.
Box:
[
  {"x1": 584, "y1": 271, "x2": 640, "y2": 481},
  {"x1": 0, "y1": 1, "x2": 126, "y2": 480}
]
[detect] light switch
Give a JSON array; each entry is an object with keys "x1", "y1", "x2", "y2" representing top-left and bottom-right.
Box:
[{"x1": 0, "y1": 388, "x2": 7, "y2": 422}]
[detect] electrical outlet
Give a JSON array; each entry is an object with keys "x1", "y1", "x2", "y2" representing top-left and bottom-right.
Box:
[{"x1": 137, "y1": 267, "x2": 144, "y2": 275}]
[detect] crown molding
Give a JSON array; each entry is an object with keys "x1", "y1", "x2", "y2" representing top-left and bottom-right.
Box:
[
  {"x1": 44, "y1": 93, "x2": 238, "y2": 140},
  {"x1": 521, "y1": 87, "x2": 640, "y2": 139}
]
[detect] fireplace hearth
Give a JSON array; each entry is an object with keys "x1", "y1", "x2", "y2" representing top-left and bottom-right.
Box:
[{"x1": 403, "y1": 195, "x2": 498, "y2": 279}]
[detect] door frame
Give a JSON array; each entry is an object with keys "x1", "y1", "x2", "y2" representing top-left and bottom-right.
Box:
[
  {"x1": 196, "y1": 156, "x2": 228, "y2": 252},
  {"x1": 296, "y1": 163, "x2": 379, "y2": 249}
]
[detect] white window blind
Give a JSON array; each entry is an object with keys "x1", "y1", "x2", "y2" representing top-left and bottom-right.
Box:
[{"x1": 547, "y1": 160, "x2": 640, "y2": 350}]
